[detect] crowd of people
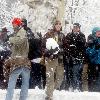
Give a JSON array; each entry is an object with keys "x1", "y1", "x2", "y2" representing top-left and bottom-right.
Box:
[{"x1": 0, "y1": 18, "x2": 100, "y2": 100}]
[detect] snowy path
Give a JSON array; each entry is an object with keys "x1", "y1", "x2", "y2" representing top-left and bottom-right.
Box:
[{"x1": 1, "y1": 88, "x2": 100, "y2": 100}]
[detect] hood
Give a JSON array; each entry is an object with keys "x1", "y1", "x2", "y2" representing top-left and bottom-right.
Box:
[
  {"x1": 92, "y1": 27, "x2": 100, "y2": 43},
  {"x1": 92, "y1": 27, "x2": 100, "y2": 37}
]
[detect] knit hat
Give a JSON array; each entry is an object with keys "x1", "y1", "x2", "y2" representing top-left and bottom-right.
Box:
[
  {"x1": 12, "y1": 18, "x2": 22, "y2": 26},
  {"x1": 92, "y1": 27, "x2": 100, "y2": 36}
]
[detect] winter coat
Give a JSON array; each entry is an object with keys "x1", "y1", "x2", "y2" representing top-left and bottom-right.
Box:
[
  {"x1": 9, "y1": 28, "x2": 29, "y2": 58},
  {"x1": 86, "y1": 27, "x2": 100, "y2": 64},
  {"x1": 42, "y1": 30, "x2": 65, "y2": 63},
  {"x1": 63, "y1": 31, "x2": 86, "y2": 64},
  {"x1": 3, "y1": 27, "x2": 31, "y2": 78}
]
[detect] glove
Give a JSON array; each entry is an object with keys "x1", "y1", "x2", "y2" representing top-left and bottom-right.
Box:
[
  {"x1": 37, "y1": 32, "x2": 42, "y2": 38},
  {"x1": 45, "y1": 47, "x2": 59, "y2": 57},
  {"x1": 95, "y1": 43, "x2": 100, "y2": 49},
  {"x1": 87, "y1": 42, "x2": 94, "y2": 47},
  {"x1": 44, "y1": 49, "x2": 53, "y2": 57}
]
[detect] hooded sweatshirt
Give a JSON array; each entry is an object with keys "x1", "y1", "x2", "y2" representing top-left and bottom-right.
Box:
[{"x1": 86, "y1": 27, "x2": 100, "y2": 64}]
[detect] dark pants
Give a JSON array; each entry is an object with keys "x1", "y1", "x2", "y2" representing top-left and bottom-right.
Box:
[
  {"x1": 88, "y1": 64, "x2": 100, "y2": 92},
  {"x1": 0, "y1": 61, "x2": 7, "y2": 89},
  {"x1": 88, "y1": 64, "x2": 97, "y2": 91},
  {"x1": 94, "y1": 71, "x2": 100, "y2": 92},
  {"x1": 64, "y1": 62, "x2": 83, "y2": 91},
  {"x1": 63, "y1": 63, "x2": 73, "y2": 90},
  {"x1": 29, "y1": 63, "x2": 46, "y2": 89},
  {"x1": 72, "y1": 64, "x2": 83, "y2": 90}
]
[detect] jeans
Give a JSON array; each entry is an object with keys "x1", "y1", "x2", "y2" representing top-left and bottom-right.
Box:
[
  {"x1": 72, "y1": 64, "x2": 83, "y2": 90},
  {"x1": 5, "y1": 66, "x2": 30, "y2": 100},
  {"x1": 64, "y1": 63, "x2": 73, "y2": 90}
]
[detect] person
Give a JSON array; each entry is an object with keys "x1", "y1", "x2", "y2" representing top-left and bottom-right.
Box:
[
  {"x1": 15, "y1": 18, "x2": 35, "y2": 88},
  {"x1": 28, "y1": 32, "x2": 46, "y2": 89},
  {"x1": 4, "y1": 17, "x2": 31, "y2": 100},
  {"x1": 86, "y1": 27, "x2": 100, "y2": 91},
  {"x1": 0, "y1": 27, "x2": 10, "y2": 89},
  {"x1": 0, "y1": 27, "x2": 9, "y2": 43},
  {"x1": 63, "y1": 23, "x2": 86, "y2": 91},
  {"x1": 20, "y1": 18, "x2": 46, "y2": 89},
  {"x1": 43, "y1": 20, "x2": 65, "y2": 100}
]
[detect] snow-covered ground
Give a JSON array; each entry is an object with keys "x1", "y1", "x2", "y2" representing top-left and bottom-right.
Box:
[{"x1": 1, "y1": 88, "x2": 100, "y2": 100}]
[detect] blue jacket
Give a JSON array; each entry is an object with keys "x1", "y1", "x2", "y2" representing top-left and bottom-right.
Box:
[
  {"x1": 86, "y1": 45, "x2": 100, "y2": 64},
  {"x1": 86, "y1": 27, "x2": 100, "y2": 64}
]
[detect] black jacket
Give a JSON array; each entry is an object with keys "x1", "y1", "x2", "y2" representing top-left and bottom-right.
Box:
[
  {"x1": 28, "y1": 38, "x2": 42, "y2": 60},
  {"x1": 63, "y1": 31, "x2": 86, "y2": 64}
]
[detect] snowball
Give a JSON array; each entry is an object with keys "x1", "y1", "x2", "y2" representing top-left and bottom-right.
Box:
[{"x1": 46, "y1": 38, "x2": 59, "y2": 50}]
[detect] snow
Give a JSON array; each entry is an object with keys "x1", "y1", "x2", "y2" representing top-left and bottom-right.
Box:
[
  {"x1": 1, "y1": 88, "x2": 100, "y2": 100},
  {"x1": 1, "y1": 1, "x2": 100, "y2": 99},
  {"x1": 46, "y1": 38, "x2": 60, "y2": 55},
  {"x1": 46, "y1": 38, "x2": 59, "y2": 50},
  {"x1": 1, "y1": 0, "x2": 100, "y2": 39}
]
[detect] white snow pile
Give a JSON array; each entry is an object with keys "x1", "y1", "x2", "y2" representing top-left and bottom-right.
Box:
[{"x1": 1, "y1": 88, "x2": 100, "y2": 100}]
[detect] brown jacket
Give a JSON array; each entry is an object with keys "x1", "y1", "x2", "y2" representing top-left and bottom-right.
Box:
[{"x1": 43, "y1": 30, "x2": 65, "y2": 63}]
